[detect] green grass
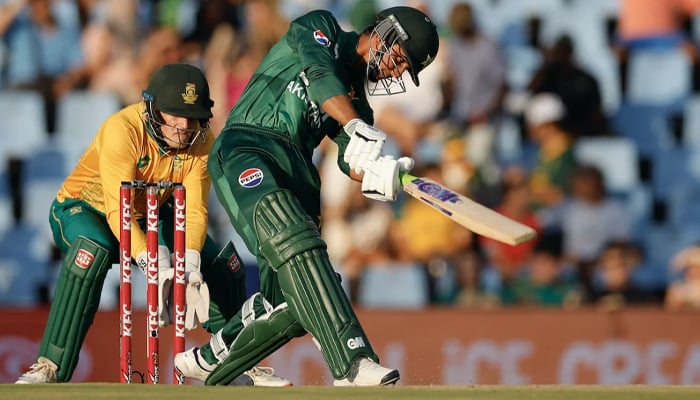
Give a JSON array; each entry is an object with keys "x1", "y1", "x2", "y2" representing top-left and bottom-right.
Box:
[{"x1": 2, "y1": 384, "x2": 700, "y2": 400}]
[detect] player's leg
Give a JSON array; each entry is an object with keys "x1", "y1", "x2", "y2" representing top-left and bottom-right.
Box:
[
  {"x1": 176, "y1": 292, "x2": 304, "y2": 386},
  {"x1": 16, "y1": 199, "x2": 116, "y2": 383},
  {"x1": 253, "y1": 189, "x2": 398, "y2": 385},
  {"x1": 157, "y1": 201, "x2": 247, "y2": 332},
  {"x1": 198, "y1": 146, "x2": 398, "y2": 385},
  {"x1": 199, "y1": 237, "x2": 248, "y2": 332},
  {"x1": 176, "y1": 150, "x2": 298, "y2": 386}
]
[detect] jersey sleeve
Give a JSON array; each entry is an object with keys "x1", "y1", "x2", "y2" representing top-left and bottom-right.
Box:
[
  {"x1": 181, "y1": 137, "x2": 213, "y2": 252},
  {"x1": 287, "y1": 10, "x2": 348, "y2": 105},
  {"x1": 98, "y1": 117, "x2": 149, "y2": 256}
]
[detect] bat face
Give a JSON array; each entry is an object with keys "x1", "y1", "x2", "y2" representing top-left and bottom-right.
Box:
[
  {"x1": 400, "y1": 172, "x2": 537, "y2": 246},
  {"x1": 406, "y1": 179, "x2": 459, "y2": 216}
]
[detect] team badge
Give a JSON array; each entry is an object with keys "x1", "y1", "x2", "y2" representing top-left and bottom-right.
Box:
[
  {"x1": 137, "y1": 156, "x2": 151, "y2": 168},
  {"x1": 238, "y1": 168, "x2": 264, "y2": 188},
  {"x1": 313, "y1": 30, "x2": 331, "y2": 47},
  {"x1": 227, "y1": 255, "x2": 241, "y2": 273},
  {"x1": 75, "y1": 249, "x2": 95, "y2": 269},
  {"x1": 181, "y1": 83, "x2": 199, "y2": 104}
]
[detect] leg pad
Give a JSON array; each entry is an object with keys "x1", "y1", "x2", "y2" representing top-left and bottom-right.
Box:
[{"x1": 39, "y1": 236, "x2": 110, "y2": 382}]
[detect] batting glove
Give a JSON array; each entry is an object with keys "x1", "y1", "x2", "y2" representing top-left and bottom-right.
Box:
[
  {"x1": 361, "y1": 156, "x2": 414, "y2": 202},
  {"x1": 136, "y1": 245, "x2": 174, "y2": 327},
  {"x1": 184, "y1": 249, "x2": 210, "y2": 330},
  {"x1": 343, "y1": 118, "x2": 387, "y2": 174}
]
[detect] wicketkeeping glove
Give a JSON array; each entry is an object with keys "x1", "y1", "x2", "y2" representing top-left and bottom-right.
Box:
[
  {"x1": 361, "y1": 156, "x2": 415, "y2": 202},
  {"x1": 343, "y1": 118, "x2": 387, "y2": 174},
  {"x1": 136, "y1": 245, "x2": 174, "y2": 327},
  {"x1": 184, "y1": 249, "x2": 210, "y2": 330}
]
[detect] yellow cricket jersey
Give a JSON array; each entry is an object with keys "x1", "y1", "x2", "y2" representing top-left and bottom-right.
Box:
[{"x1": 56, "y1": 103, "x2": 213, "y2": 256}]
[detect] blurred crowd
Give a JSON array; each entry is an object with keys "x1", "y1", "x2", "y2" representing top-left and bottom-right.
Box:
[{"x1": 3, "y1": 0, "x2": 700, "y2": 311}]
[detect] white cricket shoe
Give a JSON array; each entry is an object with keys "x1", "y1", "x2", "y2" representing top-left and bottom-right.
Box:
[
  {"x1": 333, "y1": 357, "x2": 400, "y2": 387},
  {"x1": 174, "y1": 347, "x2": 214, "y2": 382},
  {"x1": 243, "y1": 366, "x2": 292, "y2": 387},
  {"x1": 15, "y1": 357, "x2": 58, "y2": 384},
  {"x1": 174, "y1": 347, "x2": 292, "y2": 387}
]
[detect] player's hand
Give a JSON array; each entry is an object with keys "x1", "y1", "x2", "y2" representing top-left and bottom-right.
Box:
[
  {"x1": 136, "y1": 245, "x2": 174, "y2": 327},
  {"x1": 361, "y1": 156, "x2": 414, "y2": 202},
  {"x1": 184, "y1": 249, "x2": 210, "y2": 330},
  {"x1": 343, "y1": 118, "x2": 387, "y2": 174}
]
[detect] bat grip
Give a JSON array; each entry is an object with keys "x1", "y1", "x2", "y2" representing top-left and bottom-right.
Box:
[{"x1": 399, "y1": 170, "x2": 417, "y2": 186}]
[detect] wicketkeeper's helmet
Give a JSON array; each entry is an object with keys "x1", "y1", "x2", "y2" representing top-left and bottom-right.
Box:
[{"x1": 141, "y1": 63, "x2": 214, "y2": 150}]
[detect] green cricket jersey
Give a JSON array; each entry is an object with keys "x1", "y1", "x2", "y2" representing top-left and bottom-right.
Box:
[{"x1": 222, "y1": 9, "x2": 373, "y2": 176}]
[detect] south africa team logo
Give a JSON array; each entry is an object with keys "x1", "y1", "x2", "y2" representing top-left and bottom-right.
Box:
[
  {"x1": 238, "y1": 168, "x2": 264, "y2": 188},
  {"x1": 313, "y1": 30, "x2": 331, "y2": 47}
]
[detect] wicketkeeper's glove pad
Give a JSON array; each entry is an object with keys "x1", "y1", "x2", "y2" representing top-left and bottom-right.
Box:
[
  {"x1": 184, "y1": 249, "x2": 210, "y2": 330},
  {"x1": 136, "y1": 245, "x2": 174, "y2": 327}
]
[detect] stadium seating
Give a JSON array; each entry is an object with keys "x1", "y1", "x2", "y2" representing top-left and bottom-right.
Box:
[
  {"x1": 574, "y1": 136, "x2": 640, "y2": 193},
  {"x1": 650, "y1": 147, "x2": 696, "y2": 201},
  {"x1": 0, "y1": 224, "x2": 47, "y2": 306},
  {"x1": 0, "y1": 91, "x2": 49, "y2": 161},
  {"x1": 627, "y1": 48, "x2": 692, "y2": 107},
  {"x1": 358, "y1": 264, "x2": 430, "y2": 309},
  {"x1": 54, "y1": 90, "x2": 122, "y2": 167}
]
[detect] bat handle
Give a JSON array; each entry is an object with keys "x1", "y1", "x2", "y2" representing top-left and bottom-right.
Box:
[{"x1": 399, "y1": 170, "x2": 417, "y2": 186}]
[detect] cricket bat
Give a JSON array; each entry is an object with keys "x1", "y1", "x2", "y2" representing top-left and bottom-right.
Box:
[{"x1": 400, "y1": 172, "x2": 537, "y2": 245}]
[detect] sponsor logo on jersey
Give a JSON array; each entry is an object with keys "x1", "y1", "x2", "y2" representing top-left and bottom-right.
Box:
[
  {"x1": 313, "y1": 30, "x2": 331, "y2": 47},
  {"x1": 75, "y1": 249, "x2": 95, "y2": 269},
  {"x1": 181, "y1": 83, "x2": 199, "y2": 104},
  {"x1": 238, "y1": 168, "x2": 264, "y2": 188}
]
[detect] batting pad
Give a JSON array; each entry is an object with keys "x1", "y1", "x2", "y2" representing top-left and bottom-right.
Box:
[
  {"x1": 253, "y1": 190, "x2": 378, "y2": 379},
  {"x1": 205, "y1": 295, "x2": 305, "y2": 385},
  {"x1": 202, "y1": 240, "x2": 248, "y2": 333},
  {"x1": 39, "y1": 236, "x2": 110, "y2": 382}
]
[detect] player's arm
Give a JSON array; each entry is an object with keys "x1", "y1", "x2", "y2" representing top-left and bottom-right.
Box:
[
  {"x1": 181, "y1": 151, "x2": 211, "y2": 252},
  {"x1": 98, "y1": 119, "x2": 148, "y2": 256},
  {"x1": 289, "y1": 11, "x2": 388, "y2": 175}
]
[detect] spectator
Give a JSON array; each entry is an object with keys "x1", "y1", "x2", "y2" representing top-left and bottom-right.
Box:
[
  {"x1": 390, "y1": 162, "x2": 474, "y2": 303},
  {"x1": 561, "y1": 164, "x2": 631, "y2": 288},
  {"x1": 180, "y1": 0, "x2": 242, "y2": 61},
  {"x1": 1, "y1": 0, "x2": 89, "y2": 132},
  {"x1": 243, "y1": 0, "x2": 290, "y2": 54},
  {"x1": 521, "y1": 92, "x2": 576, "y2": 215},
  {"x1": 90, "y1": 26, "x2": 183, "y2": 106},
  {"x1": 203, "y1": 25, "x2": 264, "y2": 135},
  {"x1": 614, "y1": 0, "x2": 700, "y2": 93},
  {"x1": 453, "y1": 251, "x2": 492, "y2": 308},
  {"x1": 500, "y1": 231, "x2": 582, "y2": 307},
  {"x1": 589, "y1": 240, "x2": 664, "y2": 307},
  {"x1": 441, "y1": 1, "x2": 506, "y2": 196},
  {"x1": 480, "y1": 170, "x2": 542, "y2": 285},
  {"x1": 528, "y1": 34, "x2": 610, "y2": 138},
  {"x1": 322, "y1": 178, "x2": 396, "y2": 303},
  {"x1": 665, "y1": 244, "x2": 700, "y2": 310}
]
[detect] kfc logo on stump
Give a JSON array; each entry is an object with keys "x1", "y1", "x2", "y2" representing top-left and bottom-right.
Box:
[{"x1": 75, "y1": 249, "x2": 95, "y2": 269}]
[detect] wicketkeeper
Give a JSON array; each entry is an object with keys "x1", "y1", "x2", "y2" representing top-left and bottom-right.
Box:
[
  {"x1": 15, "y1": 63, "x2": 289, "y2": 386},
  {"x1": 174, "y1": 7, "x2": 439, "y2": 386}
]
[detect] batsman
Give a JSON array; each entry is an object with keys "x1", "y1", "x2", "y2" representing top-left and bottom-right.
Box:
[
  {"x1": 174, "y1": 7, "x2": 439, "y2": 386},
  {"x1": 16, "y1": 63, "x2": 289, "y2": 386}
]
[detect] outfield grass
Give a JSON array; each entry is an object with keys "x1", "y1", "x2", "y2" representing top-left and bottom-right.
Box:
[{"x1": 2, "y1": 384, "x2": 700, "y2": 400}]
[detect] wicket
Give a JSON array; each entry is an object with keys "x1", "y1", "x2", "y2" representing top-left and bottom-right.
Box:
[{"x1": 119, "y1": 181, "x2": 186, "y2": 384}]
